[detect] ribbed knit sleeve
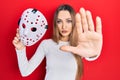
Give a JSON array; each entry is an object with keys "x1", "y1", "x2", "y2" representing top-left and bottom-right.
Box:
[{"x1": 16, "y1": 40, "x2": 46, "y2": 77}]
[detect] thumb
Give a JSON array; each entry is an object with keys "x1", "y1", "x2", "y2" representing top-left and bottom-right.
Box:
[{"x1": 60, "y1": 45, "x2": 77, "y2": 53}]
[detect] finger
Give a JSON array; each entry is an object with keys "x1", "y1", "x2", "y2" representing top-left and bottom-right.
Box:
[
  {"x1": 13, "y1": 37, "x2": 19, "y2": 45},
  {"x1": 86, "y1": 10, "x2": 94, "y2": 31},
  {"x1": 16, "y1": 33, "x2": 20, "y2": 39},
  {"x1": 75, "y1": 13, "x2": 82, "y2": 34},
  {"x1": 16, "y1": 28, "x2": 21, "y2": 40},
  {"x1": 14, "y1": 37, "x2": 19, "y2": 42},
  {"x1": 96, "y1": 16, "x2": 102, "y2": 33},
  {"x1": 16, "y1": 28, "x2": 19, "y2": 33},
  {"x1": 13, "y1": 39, "x2": 16, "y2": 44},
  {"x1": 80, "y1": 8, "x2": 88, "y2": 32}
]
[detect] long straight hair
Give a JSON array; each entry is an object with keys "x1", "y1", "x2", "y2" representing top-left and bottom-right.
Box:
[{"x1": 52, "y1": 4, "x2": 83, "y2": 80}]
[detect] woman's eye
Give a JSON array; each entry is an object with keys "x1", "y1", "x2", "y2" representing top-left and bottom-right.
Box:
[
  {"x1": 67, "y1": 20, "x2": 72, "y2": 23},
  {"x1": 22, "y1": 23, "x2": 26, "y2": 28},
  {"x1": 56, "y1": 20, "x2": 61, "y2": 24},
  {"x1": 31, "y1": 27, "x2": 37, "y2": 32}
]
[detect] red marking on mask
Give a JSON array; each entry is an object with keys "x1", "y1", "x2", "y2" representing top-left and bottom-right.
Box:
[
  {"x1": 22, "y1": 23, "x2": 26, "y2": 28},
  {"x1": 38, "y1": 15, "x2": 40, "y2": 17},
  {"x1": 36, "y1": 34, "x2": 39, "y2": 38},
  {"x1": 27, "y1": 11, "x2": 29, "y2": 14},
  {"x1": 36, "y1": 19, "x2": 39, "y2": 21}
]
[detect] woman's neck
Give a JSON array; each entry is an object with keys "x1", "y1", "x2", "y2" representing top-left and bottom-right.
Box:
[{"x1": 60, "y1": 36, "x2": 69, "y2": 42}]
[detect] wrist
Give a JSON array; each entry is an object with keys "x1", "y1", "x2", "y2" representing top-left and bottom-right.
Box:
[{"x1": 16, "y1": 46, "x2": 25, "y2": 50}]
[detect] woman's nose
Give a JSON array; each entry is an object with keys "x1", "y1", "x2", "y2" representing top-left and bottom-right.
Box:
[{"x1": 62, "y1": 22, "x2": 66, "y2": 29}]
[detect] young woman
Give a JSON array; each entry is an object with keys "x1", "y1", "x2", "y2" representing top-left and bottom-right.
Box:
[{"x1": 12, "y1": 4, "x2": 102, "y2": 80}]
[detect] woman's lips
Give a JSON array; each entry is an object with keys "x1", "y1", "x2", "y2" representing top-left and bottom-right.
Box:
[{"x1": 62, "y1": 30, "x2": 68, "y2": 33}]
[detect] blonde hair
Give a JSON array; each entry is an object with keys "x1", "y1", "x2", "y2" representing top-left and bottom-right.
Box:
[{"x1": 52, "y1": 4, "x2": 83, "y2": 80}]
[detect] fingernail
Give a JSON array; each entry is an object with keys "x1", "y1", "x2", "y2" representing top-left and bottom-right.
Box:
[
  {"x1": 86, "y1": 10, "x2": 91, "y2": 15},
  {"x1": 76, "y1": 13, "x2": 80, "y2": 16},
  {"x1": 80, "y1": 7, "x2": 85, "y2": 13},
  {"x1": 96, "y1": 16, "x2": 101, "y2": 21}
]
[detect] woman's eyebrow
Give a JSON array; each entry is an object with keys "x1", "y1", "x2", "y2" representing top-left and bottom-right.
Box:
[
  {"x1": 66, "y1": 18, "x2": 72, "y2": 20},
  {"x1": 57, "y1": 18, "x2": 72, "y2": 20}
]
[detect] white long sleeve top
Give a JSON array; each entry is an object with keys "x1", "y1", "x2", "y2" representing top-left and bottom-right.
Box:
[{"x1": 16, "y1": 39, "x2": 99, "y2": 80}]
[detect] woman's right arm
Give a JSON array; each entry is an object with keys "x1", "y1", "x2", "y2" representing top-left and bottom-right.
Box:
[{"x1": 12, "y1": 28, "x2": 45, "y2": 77}]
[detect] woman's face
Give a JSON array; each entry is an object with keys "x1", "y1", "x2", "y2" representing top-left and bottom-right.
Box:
[{"x1": 56, "y1": 10, "x2": 72, "y2": 40}]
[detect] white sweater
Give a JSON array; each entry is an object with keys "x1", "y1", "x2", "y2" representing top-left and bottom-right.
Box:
[{"x1": 16, "y1": 39, "x2": 99, "y2": 80}]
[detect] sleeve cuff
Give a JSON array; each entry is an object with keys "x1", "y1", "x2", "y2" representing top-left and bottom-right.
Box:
[
  {"x1": 15, "y1": 48, "x2": 26, "y2": 56},
  {"x1": 85, "y1": 53, "x2": 100, "y2": 61}
]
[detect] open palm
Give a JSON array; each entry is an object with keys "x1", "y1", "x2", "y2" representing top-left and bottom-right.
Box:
[{"x1": 61, "y1": 8, "x2": 103, "y2": 59}]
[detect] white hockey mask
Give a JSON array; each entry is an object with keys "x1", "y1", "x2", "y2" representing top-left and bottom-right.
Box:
[{"x1": 18, "y1": 8, "x2": 48, "y2": 46}]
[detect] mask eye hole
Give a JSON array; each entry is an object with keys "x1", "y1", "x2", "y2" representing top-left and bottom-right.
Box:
[
  {"x1": 22, "y1": 23, "x2": 26, "y2": 28},
  {"x1": 31, "y1": 27, "x2": 37, "y2": 32}
]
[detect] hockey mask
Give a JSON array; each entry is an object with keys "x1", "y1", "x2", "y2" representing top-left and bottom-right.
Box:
[{"x1": 18, "y1": 8, "x2": 48, "y2": 46}]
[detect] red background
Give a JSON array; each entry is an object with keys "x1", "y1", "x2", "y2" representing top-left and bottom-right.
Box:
[{"x1": 0, "y1": 0, "x2": 120, "y2": 80}]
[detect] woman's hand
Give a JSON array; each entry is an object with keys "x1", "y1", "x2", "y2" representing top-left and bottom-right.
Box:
[
  {"x1": 12, "y1": 28, "x2": 25, "y2": 50},
  {"x1": 60, "y1": 8, "x2": 103, "y2": 58}
]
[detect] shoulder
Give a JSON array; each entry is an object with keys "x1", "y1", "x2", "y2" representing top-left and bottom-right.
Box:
[
  {"x1": 41, "y1": 39, "x2": 55, "y2": 43},
  {"x1": 41, "y1": 39, "x2": 57, "y2": 46},
  {"x1": 38, "y1": 39, "x2": 57, "y2": 52}
]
